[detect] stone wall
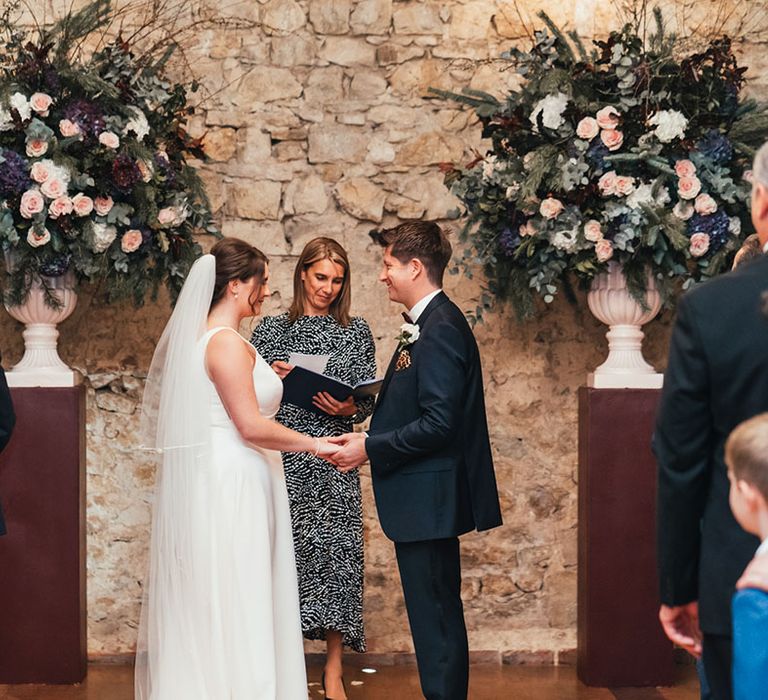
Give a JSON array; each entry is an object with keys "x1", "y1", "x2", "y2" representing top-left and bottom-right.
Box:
[{"x1": 1, "y1": 0, "x2": 764, "y2": 660}]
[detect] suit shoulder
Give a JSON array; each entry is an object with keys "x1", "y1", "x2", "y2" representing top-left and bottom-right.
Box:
[{"x1": 682, "y1": 256, "x2": 768, "y2": 310}]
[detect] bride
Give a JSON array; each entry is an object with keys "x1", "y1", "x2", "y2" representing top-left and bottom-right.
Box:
[{"x1": 135, "y1": 237, "x2": 338, "y2": 699}]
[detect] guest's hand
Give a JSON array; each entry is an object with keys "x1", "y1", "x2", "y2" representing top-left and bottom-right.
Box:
[
  {"x1": 658, "y1": 602, "x2": 702, "y2": 658},
  {"x1": 737, "y1": 552, "x2": 768, "y2": 592},
  {"x1": 271, "y1": 361, "x2": 294, "y2": 379},
  {"x1": 327, "y1": 433, "x2": 368, "y2": 472},
  {"x1": 313, "y1": 392, "x2": 357, "y2": 417}
]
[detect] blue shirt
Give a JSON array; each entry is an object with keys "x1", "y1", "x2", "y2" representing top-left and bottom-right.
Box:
[{"x1": 732, "y1": 587, "x2": 768, "y2": 700}]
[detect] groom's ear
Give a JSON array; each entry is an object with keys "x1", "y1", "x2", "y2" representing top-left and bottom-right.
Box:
[{"x1": 409, "y1": 257, "x2": 425, "y2": 279}]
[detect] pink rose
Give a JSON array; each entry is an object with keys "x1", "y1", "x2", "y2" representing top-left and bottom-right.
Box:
[
  {"x1": 678, "y1": 175, "x2": 702, "y2": 200},
  {"x1": 598, "y1": 170, "x2": 618, "y2": 196},
  {"x1": 539, "y1": 197, "x2": 564, "y2": 220},
  {"x1": 72, "y1": 193, "x2": 94, "y2": 217},
  {"x1": 694, "y1": 193, "x2": 717, "y2": 215},
  {"x1": 121, "y1": 229, "x2": 143, "y2": 253},
  {"x1": 94, "y1": 196, "x2": 114, "y2": 216},
  {"x1": 743, "y1": 170, "x2": 754, "y2": 184},
  {"x1": 59, "y1": 119, "x2": 81, "y2": 138},
  {"x1": 689, "y1": 232, "x2": 710, "y2": 258},
  {"x1": 19, "y1": 189, "x2": 44, "y2": 218},
  {"x1": 673, "y1": 201, "x2": 694, "y2": 220},
  {"x1": 600, "y1": 129, "x2": 624, "y2": 152},
  {"x1": 519, "y1": 221, "x2": 536, "y2": 237},
  {"x1": 615, "y1": 175, "x2": 635, "y2": 196},
  {"x1": 137, "y1": 160, "x2": 153, "y2": 183},
  {"x1": 99, "y1": 131, "x2": 120, "y2": 149},
  {"x1": 26, "y1": 139, "x2": 48, "y2": 158},
  {"x1": 157, "y1": 206, "x2": 183, "y2": 226},
  {"x1": 596, "y1": 106, "x2": 621, "y2": 130},
  {"x1": 674, "y1": 160, "x2": 696, "y2": 178},
  {"x1": 41, "y1": 177, "x2": 67, "y2": 199},
  {"x1": 30, "y1": 161, "x2": 51, "y2": 184},
  {"x1": 30, "y1": 92, "x2": 53, "y2": 116},
  {"x1": 27, "y1": 227, "x2": 50, "y2": 248},
  {"x1": 48, "y1": 196, "x2": 73, "y2": 219},
  {"x1": 595, "y1": 239, "x2": 614, "y2": 262},
  {"x1": 584, "y1": 220, "x2": 603, "y2": 242},
  {"x1": 576, "y1": 117, "x2": 600, "y2": 141}
]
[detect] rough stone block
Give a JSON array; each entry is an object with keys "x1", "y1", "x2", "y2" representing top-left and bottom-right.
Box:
[
  {"x1": 202, "y1": 127, "x2": 237, "y2": 162},
  {"x1": 319, "y1": 36, "x2": 377, "y2": 66},
  {"x1": 308, "y1": 125, "x2": 369, "y2": 163},
  {"x1": 350, "y1": 0, "x2": 393, "y2": 35},
  {"x1": 284, "y1": 174, "x2": 329, "y2": 215},
  {"x1": 303, "y1": 66, "x2": 345, "y2": 104},
  {"x1": 350, "y1": 70, "x2": 389, "y2": 99},
  {"x1": 261, "y1": 0, "x2": 306, "y2": 36},
  {"x1": 449, "y1": 1, "x2": 492, "y2": 40},
  {"x1": 375, "y1": 43, "x2": 426, "y2": 65},
  {"x1": 270, "y1": 34, "x2": 318, "y2": 66},
  {"x1": 334, "y1": 177, "x2": 386, "y2": 222},
  {"x1": 393, "y1": 3, "x2": 443, "y2": 34},
  {"x1": 308, "y1": 0, "x2": 352, "y2": 34},
  {"x1": 395, "y1": 131, "x2": 465, "y2": 166},
  {"x1": 230, "y1": 180, "x2": 282, "y2": 220},
  {"x1": 236, "y1": 67, "x2": 303, "y2": 104}
]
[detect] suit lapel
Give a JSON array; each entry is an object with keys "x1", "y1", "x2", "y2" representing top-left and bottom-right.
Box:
[{"x1": 375, "y1": 292, "x2": 450, "y2": 408}]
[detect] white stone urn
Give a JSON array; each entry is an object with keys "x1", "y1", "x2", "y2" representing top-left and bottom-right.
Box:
[
  {"x1": 587, "y1": 261, "x2": 663, "y2": 389},
  {"x1": 4, "y1": 270, "x2": 81, "y2": 387}
]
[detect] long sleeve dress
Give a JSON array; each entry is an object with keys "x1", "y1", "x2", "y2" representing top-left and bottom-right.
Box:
[{"x1": 251, "y1": 314, "x2": 376, "y2": 652}]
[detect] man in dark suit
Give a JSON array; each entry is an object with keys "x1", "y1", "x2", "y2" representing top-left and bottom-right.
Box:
[
  {"x1": 654, "y1": 145, "x2": 768, "y2": 700},
  {"x1": 332, "y1": 221, "x2": 502, "y2": 700},
  {"x1": 0, "y1": 362, "x2": 16, "y2": 536}
]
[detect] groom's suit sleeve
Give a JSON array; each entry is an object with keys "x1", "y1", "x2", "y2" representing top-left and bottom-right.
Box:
[
  {"x1": 0, "y1": 368, "x2": 15, "y2": 454},
  {"x1": 366, "y1": 319, "x2": 467, "y2": 474}
]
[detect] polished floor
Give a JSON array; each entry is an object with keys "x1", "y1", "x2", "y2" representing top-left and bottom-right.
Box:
[{"x1": 0, "y1": 664, "x2": 699, "y2": 699}]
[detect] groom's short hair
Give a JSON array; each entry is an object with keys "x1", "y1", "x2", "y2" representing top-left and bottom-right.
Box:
[{"x1": 372, "y1": 222, "x2": 452, "y2": 286}]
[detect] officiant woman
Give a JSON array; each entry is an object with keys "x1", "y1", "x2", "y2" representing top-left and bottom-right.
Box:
[{"x1": 251, "y1": 237, "x2": 376, "y2": 700}]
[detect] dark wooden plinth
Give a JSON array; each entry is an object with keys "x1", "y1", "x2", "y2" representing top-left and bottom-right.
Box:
[
  {"x1": 577, "y1": 387, "x2": 675, "y2": 687},
  {"x1": 0, "y1": 386, "x2": 86, "y2": 683}
]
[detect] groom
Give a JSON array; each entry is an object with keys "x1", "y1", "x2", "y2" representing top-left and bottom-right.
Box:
[{"x1": 332, "y1": 221, "x2": 502, "y2": 700}]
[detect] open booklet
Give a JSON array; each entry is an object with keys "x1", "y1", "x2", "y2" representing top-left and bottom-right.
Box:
[{"x1": 281, "y1": 365, "x2": 384, "y2": 414}]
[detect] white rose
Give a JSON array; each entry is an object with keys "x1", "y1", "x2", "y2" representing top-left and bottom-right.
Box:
[
  {"x1": 584, "y1": 220, "x2": 603, "y2": 242},
  {"x1": 530, "y1": 92, "x2": 570, "y2": 132},
  {"x1": 673, "y1": 201, "x2": 695, "y2": 220},
  {"x1": 27, "y1": 227, "x2": 50, "y2": 248},
  {"x1": 505, "y1": 183, "x2": 520, "y2": 199},
  {"x1": 539, "y1": 197, "x2": 565, "y2": 220},
  {"x1": 552, "y1": 229, "x2": 578, "y2": 252},
  {"x1": 9, "y1": 92, "x2": 31, "y2": 121},
  {"x1": 576, "y1": 117, "x2": 599, "y2": 140},
  {"x1": 400, "y1": 322, "x2": 420, "y2": 343},
  {"x1": 91, "y1": 222, "x2": 118, "y2": 253},
  {"x1": 648, "y1": 109, "x2": 688, "y2": 143},
  {"x1": 59, "y1": 119, "x2": 82, "y2": 138},
  {"x1": 98, "y1": 131, "x2": 120, "y2": 149},
  {"x1": 694, "y1": 194, "x2": 718, "y2": 215},
  {"x1": 123, "y1": 107, "x2": 150, "y2": 141},
  {"x1": 689, "y1": 232, "x2": 710, "y2": 258},
  {"x1": 20, "y1": 189, "x2": 44, "y2": 218},
  {"x1": 72, "y1": 193, "x2": 94, "y2": 217},
  {"x1": 29, "y1": 92, "x2": 53, "y2": 116},
  {"x1": 48, "y1": 196, "x2": 73, "y2": 219},
  {"x1": 626, "y1": 183, "x2": 654, "y2": 209}
]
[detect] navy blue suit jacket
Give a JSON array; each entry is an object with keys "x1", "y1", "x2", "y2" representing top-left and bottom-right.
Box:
[
  {"x1": 0, "y1": 366, "x2": 15, "y2": 535},
  {"x1": 365, "y1": 292, "x2": 502, "y2": 543}
]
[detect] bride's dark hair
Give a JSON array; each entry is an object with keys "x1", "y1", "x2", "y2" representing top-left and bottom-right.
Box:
[{"x1": 209, "y1": 237, "x2": 269, "y2": 312}]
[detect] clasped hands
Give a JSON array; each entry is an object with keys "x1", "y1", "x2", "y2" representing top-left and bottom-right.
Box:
[{"x1": 315, "y1": 433, "x2": 368, "y2": 473}]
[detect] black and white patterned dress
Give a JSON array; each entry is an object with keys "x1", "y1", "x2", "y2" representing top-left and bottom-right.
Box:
[{"x1": 251, "y1": 314, "x2": 376, "y2": 652}]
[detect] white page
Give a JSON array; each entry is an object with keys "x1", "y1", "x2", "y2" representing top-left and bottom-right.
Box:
[{"x1": 288, "y1": 352, "x2": 330, "y2": 374}]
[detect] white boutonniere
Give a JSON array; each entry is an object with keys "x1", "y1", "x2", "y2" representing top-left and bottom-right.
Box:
[{"x1": 395, "y1": 322, "x2": 420, "y2": 352}]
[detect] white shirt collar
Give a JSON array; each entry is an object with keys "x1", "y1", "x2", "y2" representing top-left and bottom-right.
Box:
[
  {"x1": 762, "y1": 240, "x2": 768, "y2": 254},
  {"x1": 756, "y1": 537, "x2": 768, "y2": 557},
  {"x1": 408, "y1": 289, "x2": 442, "y2": 324}
]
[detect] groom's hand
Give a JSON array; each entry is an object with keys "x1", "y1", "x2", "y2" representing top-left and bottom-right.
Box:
[{"x1": 331, "y1": 433, "x2": 368, "y2": 472}]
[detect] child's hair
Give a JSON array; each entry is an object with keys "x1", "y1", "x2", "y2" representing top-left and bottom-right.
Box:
[{"x1": 725, "y1": 413, "x2": 768, "y2": 501}]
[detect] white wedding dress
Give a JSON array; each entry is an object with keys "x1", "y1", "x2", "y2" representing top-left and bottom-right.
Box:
[{"x1": 136, "y1": 324, "x2": 307, "y2": 699}]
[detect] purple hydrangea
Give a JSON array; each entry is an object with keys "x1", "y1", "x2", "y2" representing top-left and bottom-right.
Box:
[
  {"x1": 696, "y1": 130, "x2": 734, "y2": 165},
  {"x1": 153, "y1": 153, "x2": 176, "y2": 187},
  {"x1": 39, "y1": 254, "x2": 72, "y2": 277},
  {"x1": 499, "y1": 226, "x2": 521, "y2": 256},
  {"x1": 0, "y1": 149, "x2": 31, "y2": 198},
  {"x1": 688, "y1": 210, "x2": 730, "y2": 252},
  {"x1": 586, "y1": 141, "x2": 610, "y2": 171},
  {"x1": 112, "y1": 155, "x2": 142, "y2": 192},
  {"x1": 63, "y1": 99, "x2": 106, "y2": 136}
]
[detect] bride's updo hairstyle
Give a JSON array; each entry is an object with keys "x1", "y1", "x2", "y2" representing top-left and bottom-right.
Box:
[{"x1": 209, "y1": 237, "x2": 269, "y2": 313}]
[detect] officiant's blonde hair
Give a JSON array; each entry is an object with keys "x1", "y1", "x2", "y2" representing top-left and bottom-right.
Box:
[{"x1": 289, "y1": 237, "x2": 351, "y2": 326}]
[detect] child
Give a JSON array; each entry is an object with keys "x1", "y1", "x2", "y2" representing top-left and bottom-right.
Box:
[{"x1": 724, "y1": 414, "x2": 768, "y2": 700}]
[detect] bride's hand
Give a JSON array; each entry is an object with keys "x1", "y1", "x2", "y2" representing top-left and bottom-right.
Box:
[
  {"x1": 316, "y1": 438, "x2": 341, "y2": 461},
  {"x1": 271, "y1": 361, "x2": 294, "y2": 379}
]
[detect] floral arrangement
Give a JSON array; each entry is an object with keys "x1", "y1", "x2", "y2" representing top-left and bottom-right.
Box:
[
  {"x1": 433, "y1": 11, "x2": 768, "y2": 320},
  {"x1": 0, "y1": 0, "x2": 217, "y2": 307}
]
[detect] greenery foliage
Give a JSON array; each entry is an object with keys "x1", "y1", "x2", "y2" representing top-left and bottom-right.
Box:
[
  {"x1": 433, "y1": 11, "x2": 768, "y2": 321},
  {"x1": 0, "y1": 0, "x2": 218, "y2": 307}
]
